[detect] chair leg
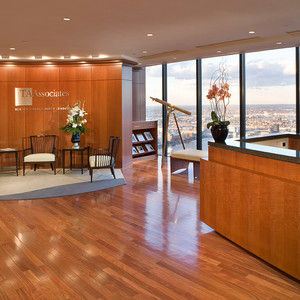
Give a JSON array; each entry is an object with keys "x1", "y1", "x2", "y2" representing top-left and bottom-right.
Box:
[
  {"x1": 90, "y1": 169, "x2": 93, "y2": 182},
  {"x1": 34, "y1": 164, "x2": 37, "y2": 171},
  {"x1": 50, "y1": 163, "x2": 54, "y2": 171},
  {"x1": 23, "y1": 163, "x2": 25, "y2": 176},
  {"x1": 111, "y1": 167, "x2": 116, "y2": 179},
  {"x1": 54, "y1": 162, "x2": 56, "y2": 175}
]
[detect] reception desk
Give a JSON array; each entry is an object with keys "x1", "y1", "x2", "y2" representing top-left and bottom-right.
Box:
[{"x1": 200, "y1": 134, "x2": 300, "y2": 280}]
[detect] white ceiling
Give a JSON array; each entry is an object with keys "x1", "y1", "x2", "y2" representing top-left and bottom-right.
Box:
[{"x1": 1, "y1": 0, "x2": 300, "y2": 66}]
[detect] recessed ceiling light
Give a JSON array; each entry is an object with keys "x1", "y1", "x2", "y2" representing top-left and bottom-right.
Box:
[
  {"x1": 63, "y1": 56, "x2": 71, "y2": 59},
  {"x1": 173, "y1": 57, "x2": 176, "y2": 60},
  {"x1": 99, "y1": 54, "x2": 108, "y2": 59},
  {"x1": 142, "y1": 50, "x2": 148, "y2": 54},
  {"x1": 147, "y1": 33, "x2": 153, "y2": 37},
  {"x1": 35, "y1": 56, "x2": 42, "y2": 60},
  {"x1": 217, "y1": 50, "x2": 222, "y2": 53},
  {"x1": 249, "y1": 30, "x2": 255, "y2": 34},
  {"x1": 63, "y1": 18, "x2": 71, "y2": 21},
  {"x1": 10, "y1": 47, "x2": 16, "y2": 51},
  {"x1": 276, "y1": 42, "x2": 282, "y2": 45}
]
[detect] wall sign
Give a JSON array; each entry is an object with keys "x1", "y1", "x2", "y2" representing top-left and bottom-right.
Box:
[
  {"x1": 15, "y1": 88, "x2": 32, "y2": 106},
  {"x1": 15, "y1": 88, "x2": 70, "y2": 106}
]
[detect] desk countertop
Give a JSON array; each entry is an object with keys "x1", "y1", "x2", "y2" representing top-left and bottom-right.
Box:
[{"x1": 208, "y1": 133, "x2": 300, "y2": 164}]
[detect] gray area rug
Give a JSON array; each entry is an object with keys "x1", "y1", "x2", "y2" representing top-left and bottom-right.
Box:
[{"x1": 0, "y1": 168, "x2": 126, "y2": 200}]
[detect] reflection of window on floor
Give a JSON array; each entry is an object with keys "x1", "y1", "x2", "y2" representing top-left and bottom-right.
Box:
[{"x1": 145, "y1": 192, "x2": 200, "y2": 260}]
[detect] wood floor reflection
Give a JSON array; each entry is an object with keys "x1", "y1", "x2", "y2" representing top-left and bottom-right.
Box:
[{"x1": 0, "y1": 156, "x2": 299, "y2": 299}]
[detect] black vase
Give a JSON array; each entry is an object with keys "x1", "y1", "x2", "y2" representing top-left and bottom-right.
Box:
[
  {"x1": 71, "y1": 133, "x2": 80, "y2": 149},
  {"x1": 211, "y1": 125, "x2": 228, "y2": 143}
]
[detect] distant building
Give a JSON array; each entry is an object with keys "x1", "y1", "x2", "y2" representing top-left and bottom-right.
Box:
[{"x1": 271, "y1": 124, "x2": 280, "y2": 133}]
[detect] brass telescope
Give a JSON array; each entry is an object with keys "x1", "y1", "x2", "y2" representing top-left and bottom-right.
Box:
[{"x1": 150, "y1": 97, "x2": 191, "y2": 167}]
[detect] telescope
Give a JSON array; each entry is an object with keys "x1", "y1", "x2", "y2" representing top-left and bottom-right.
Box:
[
  {"x1": 150, "y1": 97, "x2": 191, "y2": 116},
  {"x1": 150, "y1": 97, "x2": 191, "y2": 167}
]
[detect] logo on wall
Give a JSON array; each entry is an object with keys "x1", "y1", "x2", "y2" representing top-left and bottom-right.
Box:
[
  {"x1": 15, "y1": 88, "x2": 70, "y2": 107},
  {"x1": 15, "y1": 88, "x2": 33, "y2": 106}
]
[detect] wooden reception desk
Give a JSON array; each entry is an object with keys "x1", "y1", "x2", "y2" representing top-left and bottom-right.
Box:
[{"x1": 200, "y1": 134, "x2": 300, "y2": 280}]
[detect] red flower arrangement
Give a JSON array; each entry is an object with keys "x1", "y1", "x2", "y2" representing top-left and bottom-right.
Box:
[{"x1": 206, "y1": 64, "x2": 231, "y2": 129}]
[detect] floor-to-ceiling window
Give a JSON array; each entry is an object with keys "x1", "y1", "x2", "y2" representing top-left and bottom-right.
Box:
[
  {"x1": 146, "y1": 65, "x2": 163, "y2": 154},
  {"x1": 145, "y1": 47, "x2": 298, "y2": 154},
  {"x1": 245, "y1": 48, "x2": 296, "y2": 136},
  {"x1": 167, "y1": 60, "x2": 196, "y2": 155},
  {"x1": 202, "y1": 55, "x2": 240, "y2": 150}
]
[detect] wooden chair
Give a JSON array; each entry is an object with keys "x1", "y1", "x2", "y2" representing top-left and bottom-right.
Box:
[
  {"x1": 89, "y1": 136, "x2": 120, "y2": 182},
  {"x1": 23, "y1": 135, "x2": 57, "y2": 175}
]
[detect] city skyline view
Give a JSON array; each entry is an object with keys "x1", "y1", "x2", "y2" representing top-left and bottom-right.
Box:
[
  {"x1": 147, "y1": 104, "x2": 296, "y2": 153},
  {"x1": 145, "y1": 47, "x2": 297, "y2": 154}
]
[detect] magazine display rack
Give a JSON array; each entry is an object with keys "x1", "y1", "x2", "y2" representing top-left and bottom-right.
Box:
[{"x1": 132, "y1": 120, "x2": 157, "y2": 158}]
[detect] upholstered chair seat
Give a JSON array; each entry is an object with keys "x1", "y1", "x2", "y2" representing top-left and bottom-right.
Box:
[
  {"x1": 89, "y1": 136, "x2": 120, "y2": 182},
  {"x1": 24, "y1": 153, "x2": 56, "y2": 163},
  {"x1": 23, "y1": 135, "x2": 57, "y2": 175}
]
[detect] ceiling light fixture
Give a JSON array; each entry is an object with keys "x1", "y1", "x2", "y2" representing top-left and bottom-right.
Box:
[
  {"x1": 63, "y1": 56, "x2": 71, "y2": 59},
  {"x1": 35, "y1": 56, "x2": 42, "y2": 60},
  {"x1": 217, "y1": 50, "x2": 222, "y2": 53},
  {"x1": 1, "y1": 55, "x2": 9, "y2": 59},
  {"x1": 249, "y1": 30, "x2": 255, "y2": 34},
  {"x1": 147, "y1": 33, "x2": 153, "y2": 37},
  {"x1": 142, "y1": 51, "x2": 148, "y2": 54},
  {"x1": 10, "y1": 47, "x2": 16, "y2": 51},
  {"x1": 276, "y1": 42, "x2": 282, "y2": 45},
  {"x1": 63, "y1": 18, "x2": 71, "y2": 21}
]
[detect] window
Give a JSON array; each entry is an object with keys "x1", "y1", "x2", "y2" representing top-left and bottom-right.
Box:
[
  {"x1": 145, "y1": 47, "x2": 298, "y2": 153},
  {"x1": 146, "y1": 65, "x2": 163, "y2": 154},
  {"x1": 167, "y1": 60, "x2": 196, "y2": 155},
  {"x1": 246, "y1": 48, "x2": 296, "y2": 136},
  {"x1": 202, "y1": 55, "x2": 239, "y2": 150}
]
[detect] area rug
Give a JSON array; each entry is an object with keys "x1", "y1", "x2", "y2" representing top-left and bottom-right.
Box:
[{"x1": 0, "y1": 169, "x2": 126, "y2": 200}]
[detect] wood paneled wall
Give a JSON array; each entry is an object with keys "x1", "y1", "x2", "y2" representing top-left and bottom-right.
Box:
[
  {"x1": 288, "y1": 137, "x2": 300, "y2": 150},
  {"x1": 132, "y1": 67, "x2": 146, "y2": 121},
  {"x1": 0, "y1": 62, "x2": 133, "y2": 168}
]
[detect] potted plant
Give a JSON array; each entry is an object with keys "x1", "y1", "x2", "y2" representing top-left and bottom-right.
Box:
[
  {"x1": 59, "y1": 101, "x2": 89, "y2": 149},
  {"x1": 206, "y1": 64, "x2": 231, "y2": 142}
]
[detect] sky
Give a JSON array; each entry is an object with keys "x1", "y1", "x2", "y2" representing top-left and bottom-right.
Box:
[{"x1": 146, "y1": 47, "x2": 296, "y2": 106}]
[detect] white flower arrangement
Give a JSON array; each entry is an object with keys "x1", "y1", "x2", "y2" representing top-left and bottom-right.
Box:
[{"x1": 59, "y1": 101, "x2": 89, "y2": 135}]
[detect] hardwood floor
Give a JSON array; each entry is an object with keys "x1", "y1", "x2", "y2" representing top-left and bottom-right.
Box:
[{"x1": 0, "y1": 156, "x2": 299, "y2": 299}]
